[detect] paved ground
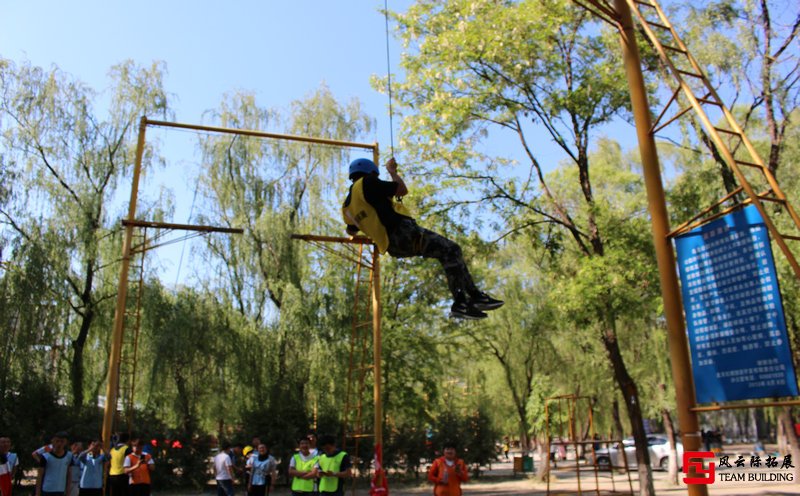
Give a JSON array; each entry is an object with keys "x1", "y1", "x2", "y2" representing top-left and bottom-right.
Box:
[
  {"x1": 380, "y1": 458, "x2": 799, "y2": 495},
  {"x1": 211, "y1": 450, "x2": 799, "y2": 495},
  {"x1": 18, "y1": 445, "x2": 795, "y2": 495}
]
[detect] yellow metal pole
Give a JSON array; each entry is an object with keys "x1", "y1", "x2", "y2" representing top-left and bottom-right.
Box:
[
  {"x1": 371, "y1": 245, "x2": 384, "y2": 480},
  {"x1": 613, "y1": 1, "x2": 707, "y2": 494},
  {"x1": 371, "y1": 144, "x2": 384, "y2": 486},
  {"x1": 544, "y1": 400, "x2": 551, "y2": 493},
  {"x1": 144, "y1": 118, "x2": 376, "y2": 151},
  {"x1": 101, "y1": 116, "x2": 148, "y2": 451}
]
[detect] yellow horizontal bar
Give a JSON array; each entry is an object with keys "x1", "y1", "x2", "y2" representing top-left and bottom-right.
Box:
[
  {"x1": 291, "y1": 234, "x2": 374, "y2": 245},
  {"x1": 691, "y1": 400, "x2": 800, "y2": 412},
  {"x1": 122, "y1": 219, "x2": 243, "y2": 234},
  {"x1": 144, "y1": 118, "x2": 377, "y2": 151}
]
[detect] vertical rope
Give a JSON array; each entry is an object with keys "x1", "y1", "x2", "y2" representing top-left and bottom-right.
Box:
[
  {"x1": 174, "y1": 179, "x2": 200, "y2": 286},
  {"x1": 384, "y1": 0, "x2": 395, "y2": 157}
]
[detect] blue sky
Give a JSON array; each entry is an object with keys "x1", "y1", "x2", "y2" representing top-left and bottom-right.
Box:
[
  {"x1": 1, "y1": 0, "x2": 644, "y2": 285},
  {"x1": 1, "y1": 0, "x2": 422, "y2": 283},
  {"x1": 0, "y1": 0, "x2": 410, "y2": 144}
]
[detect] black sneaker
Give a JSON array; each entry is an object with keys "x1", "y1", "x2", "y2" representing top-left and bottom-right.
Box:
[
  {"x1": 469, "y1": 291, "x2": 504, "y2": 311},
  {"x1": 450, "y1": 300, "x2": 488, "y2": 320}
]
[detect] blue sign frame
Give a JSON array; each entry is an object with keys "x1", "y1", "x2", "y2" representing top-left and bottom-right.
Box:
[{"x1": 675, "y1": 205, "x2": 799, "y2": 403}]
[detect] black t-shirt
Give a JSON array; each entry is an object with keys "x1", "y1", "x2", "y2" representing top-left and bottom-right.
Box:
[
  {"x1": 320, "y1": 450, "x2": 351, "y2": 495},
  {"x1": 344, "y1": 175, "x2": 409, "y2": 231}
]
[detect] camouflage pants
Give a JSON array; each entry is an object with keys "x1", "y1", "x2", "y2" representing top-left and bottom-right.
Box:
[{"x1": 387, "y1": 218, "x2": 478, "y2": 301}]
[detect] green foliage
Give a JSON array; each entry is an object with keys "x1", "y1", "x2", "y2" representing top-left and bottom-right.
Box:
[
  {"x1": 2, "y1": 2, "x2": 799, "y2": 488},
  {"x1": 423, "y1": 407, "x2": 498, "y2": 477},
  {"x1": 384, "y1": 423, "x2": 428, "y2": 477},
  {"x1": 0, "y1": 57, "x2": 170, "y2": 407}
]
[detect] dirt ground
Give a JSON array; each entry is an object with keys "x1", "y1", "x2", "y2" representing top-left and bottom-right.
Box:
[{"x1": 187, "y1": 448, "x2": 800, "y2": 496}]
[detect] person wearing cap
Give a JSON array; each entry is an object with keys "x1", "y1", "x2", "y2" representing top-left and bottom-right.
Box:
[{"x1": 343, "y1": 157, "x2": 503, "y2": 320}]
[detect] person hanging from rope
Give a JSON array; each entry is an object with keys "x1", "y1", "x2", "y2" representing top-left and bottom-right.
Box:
[{"x1": 342, "y1": 157, "x2": 503, "y2": 319}]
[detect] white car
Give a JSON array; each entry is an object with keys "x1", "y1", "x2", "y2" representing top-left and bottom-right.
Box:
[{"x1": 592, "y1": 435, "x2": 683, "y2": 471}]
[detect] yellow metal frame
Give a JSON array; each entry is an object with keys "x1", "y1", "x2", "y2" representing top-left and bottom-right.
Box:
[
  {"x1": 568, "y1": 1, "x2": 799, "y2": 494},
  {"x1": 101, "y1": 117, "x2": 382, "y2": 461},
  {"x1": 292, "y1": 233, "x2": 385, "y2": 493},
  {"x1": 544, "y1": 394, "x2": 635, "y2": 496}
]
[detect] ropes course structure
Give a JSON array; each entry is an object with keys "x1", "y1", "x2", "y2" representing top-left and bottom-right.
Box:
[
  {"x1": 544, "y1": 395, "x2": 635, "y2": 496},
  {"x1": 105, "y1": 7, "x2": 401, "y2": 487},
  {"x1": 99, "y1": 4, "x2": 800, "y2": 496},
  {"x1": 102, "y1": 116, "x2": 387, "y2": 493},
  {"x1": 567, "y1": 2, "x2": 800, "y2": 495}
]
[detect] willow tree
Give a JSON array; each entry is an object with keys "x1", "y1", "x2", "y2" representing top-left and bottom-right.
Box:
[
  {"x1": 195, "y1": 86, "x2": 374, "y2": 429},
  {"x1": 389, "y1": 0, "x2": 659, "y2": 492},
  {"x1": 0, "y1": 59, "x2": 169, "y2": 408}
]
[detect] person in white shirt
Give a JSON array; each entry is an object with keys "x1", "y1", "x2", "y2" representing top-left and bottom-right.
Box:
[
  {"x1": 245, "y1": 444, "x2": 276, "y2": 496},
  {"x1": 213, "y1": 445, "x2": 236, "y2": 496},
  {"x1": 288, "y1": 438, "x2": 319, "y2": 496}
]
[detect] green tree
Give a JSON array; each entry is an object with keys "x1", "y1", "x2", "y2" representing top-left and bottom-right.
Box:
[
  {"x1": 0, "y1": 58, "x2": 169, "y2": 408},
  {"x1": 194, "y1": 86, "x2": 375, "y2": 440},
  {"x1": 677, "y1": 0, "x2": 799, "y2": 177},
  {"x1": 458, "y1": 241, "x2": 557, "y2": 450},
  {"x1": 390, "y1": 1, "x2": 657, "y2": 492}
]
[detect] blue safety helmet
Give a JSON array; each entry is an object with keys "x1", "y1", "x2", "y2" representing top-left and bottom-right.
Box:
[{"x1": 348, "y1": 158, "x2": 379, "y2": 179}]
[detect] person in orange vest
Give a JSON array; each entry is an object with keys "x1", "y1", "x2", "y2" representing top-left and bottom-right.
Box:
[
  {"x1": 343, "y1": 157, "x2": 503, "y2": 320},
  {"x1": 122, "y1": 438, "x2": 153, "y2": 496},
  {"x1": 427, "y1": 443, "x2": 468, "y2": 496}
]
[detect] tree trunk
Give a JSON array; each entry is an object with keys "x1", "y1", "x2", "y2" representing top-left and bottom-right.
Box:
[
  {"x1": 519, "y1": 425, "x2": 530, "y2": 453},
  {"x1": 777, "y1": 414, "x2": 786, "y2": 454},
  {"x1": 612, "y1": 398, "x2": 625, "y2": 441},
  {"x1": 749, "y1": 408, "x2": 758, "y2": 442},
  {"x1": 70, "y1": 305, "x2": 94, "y2": 409},
  {"x1": 174, "y1": 368, "x2": 194, "y2": 436},
  {"x1": 661, "y1": 408, "x2": 679, "y2": 485},
  {"x1": 70, "y1": 250, "x2": 98, "y2": 409},
  {"x1": 536, "y1": 434, "x2": 550, "y2": 482},
  {"x1": 602, "y1": 316, "x2": 655, "y2": 496}
]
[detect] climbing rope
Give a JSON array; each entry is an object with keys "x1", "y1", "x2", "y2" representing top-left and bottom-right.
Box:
[{"x1": 384, "y1": 0, "x2": 395, "y2": 157}]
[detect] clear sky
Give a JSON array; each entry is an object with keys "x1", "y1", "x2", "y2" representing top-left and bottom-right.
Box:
[
  {"x1": 0, "y1": 0, "x2": 410, "y2": 144},
  {"x1": 1, "y1": 0, "x2": 422, "y2": 283},
  {"x1": 0, "y1": 0, "x2": 640, "y2": 285}
]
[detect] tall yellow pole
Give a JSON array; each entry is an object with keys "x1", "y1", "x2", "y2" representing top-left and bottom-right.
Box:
[
  {"x1": 613, "y1": 1, "x2": 707, "y2": 494},
  {"x1": 101, "y1": 116, "x2": 148, "y2": 451},
  {"x1": 372, "y1": 146, "x2": 384, "y2": 486}
]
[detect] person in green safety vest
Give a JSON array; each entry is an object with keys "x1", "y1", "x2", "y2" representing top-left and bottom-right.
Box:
[
  {"x1": 314, "y1": 436, "x2": 351, "y2": 496},
  {"x1": 287, "y1": 438, "x2": 319, "y2": 496}
]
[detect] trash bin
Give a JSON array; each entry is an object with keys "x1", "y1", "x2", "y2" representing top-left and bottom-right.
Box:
[
  {"x1": 513, "y1": 456, "x2": 523, "y2": 473},
  {"x1": 522, "y1": 455, "x2": 534, "y2": 472}
]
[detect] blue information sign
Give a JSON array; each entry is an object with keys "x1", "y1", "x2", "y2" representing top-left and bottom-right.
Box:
[{"x1": 675, "y1": 205, "x2": 799, "y2": 403}]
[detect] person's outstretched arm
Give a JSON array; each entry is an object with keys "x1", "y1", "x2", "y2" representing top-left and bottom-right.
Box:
[{"x1": 385, "y1": 158, "x2": 408, "y2": 197}]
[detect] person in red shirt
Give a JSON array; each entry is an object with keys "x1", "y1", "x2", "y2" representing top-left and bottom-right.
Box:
[
  {"x1": 427, "y1": 444, "x2": 468, "y2": 496},
  {"x1": 123, "y1": 439, "x2": 153, "y2": 496}
]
